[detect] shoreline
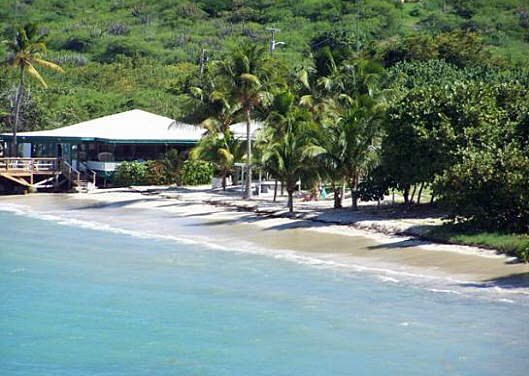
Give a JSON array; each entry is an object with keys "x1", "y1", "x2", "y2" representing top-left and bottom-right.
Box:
[{"x1": 2, "y1": 187, "x2": 528, "y2": 286}]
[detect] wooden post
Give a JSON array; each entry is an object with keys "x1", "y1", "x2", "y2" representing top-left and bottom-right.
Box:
[{"x1": 30, "y1": 159, "x2": 34, "y2": 186}]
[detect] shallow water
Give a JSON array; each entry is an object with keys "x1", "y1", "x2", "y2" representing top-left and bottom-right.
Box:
[{"x1": 1, "y1": 199, "x2": 529, "y2": 375}]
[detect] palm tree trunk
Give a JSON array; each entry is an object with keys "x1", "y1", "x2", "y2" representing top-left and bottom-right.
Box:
[
  {"x1": 222, "y1": 171, "x2": 227, "y2": 191},
  {"x1": 244, "y1": 108, "x2": 252, "y2": 199},
  {"x1": 350, "y1": 174, "x2": 359, "y2": 211},
  {"x1": 273, "y1": 179, "x2": 278, "y2": 202},
  {"x1": 12, "y1": 67, "x2": 24, "y2": 157},
  {"x1": 417, "y1": 182, "x2": 425, "y2": 204},
  {"x1": 410, "y1": 184, "x2": 417, "y2": 204},
  {"x1": 287, "y1": 189, "x2": 294, "y2": 212},
  {"x1": 403, "y1": 186, "x2": 410, "y2": 204},
  {"x1": 341, "y1": 177, "x2": 346, "y2": 206},
  {"x1": 351, "y1": 187, "x2": 358, "y2": 210},
  {"x1": 332, "y1": 181, "x2": 342, "y2": 209}
]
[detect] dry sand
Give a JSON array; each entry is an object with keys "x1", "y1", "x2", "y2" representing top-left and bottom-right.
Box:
[{"x1": 51, "y1": 186, "x2": 529, "y2": 285}]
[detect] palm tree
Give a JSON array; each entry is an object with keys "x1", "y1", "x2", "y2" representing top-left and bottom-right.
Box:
[
  {"x1": 300, "y1": 53, "x2": 389, "y2": 210},
  {"x1": 260, "y1": 107, "x2": 324, "y2": 212},
  {"x1": 326, "y1": 95, "x2": 385, "y2": 210},
  {"x1": 4, "y1": 23, "x2": 63, "y2": 156},
  {"x1": 212, "y1": 43, "x2": 273, "y2": 199},
  {"x1": 191, "y1": 129, "x2": 244, "y2": 190}
]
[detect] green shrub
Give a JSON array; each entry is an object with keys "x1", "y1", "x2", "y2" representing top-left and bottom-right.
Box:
[
  {"x1": 62, "y1": 35, "x2": 94, "y2": 53},
  {"x1": 94, "y1": 37, "x2": 155, "y2": 63},
  {"x1": 141, "y1": 160, "x2": 176, "y2": 185},
  {"x1": 113, "y1": 161, "x2": 149, "y2": 186},
  {"x1": 179, "y1": 159, "x2": 213, "y2": 186},
  {"x1": 113, "y1": 159, "x2": 182, "y2": 187},
  {"x1": 435, "y1": 143, "x2": 529, "y2": 234}
]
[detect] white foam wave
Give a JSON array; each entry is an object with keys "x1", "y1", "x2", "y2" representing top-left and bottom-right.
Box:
[
  {"x1": 2, "y1": 203, "x2": 529, "y2": 305},
  {"x1": 0, "y1": 203, "x2": 232, "y2": 252},
  {"x1": 428, "y1": 288, "x2": 462, "y2": 295},
  {"x1": 10, "y1": 268, "x2": 26, "y2": 273},
  {"x1": 378, "y1": 276, "x2": 400, "y2": 283}
]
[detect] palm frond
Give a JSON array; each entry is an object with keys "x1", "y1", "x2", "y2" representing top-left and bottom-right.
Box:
[
  {"x1": 239, "y1": 73, "x2": 261, "y2": 86},
  {"x1": 299, "y1": 95, "x2": 314, "y2": 107},
  {"x1": 298, "y1": 69, "x2": 310, "y2": 89},
  {"x1": 189, "y1": 86, "x2": 203, "y2": 99},
  {"x1": 33, "y1": 58, "x2": 64, "y2": 72},
  {"x1": 26, "y1": 63, "x2": 47, "y2": 87}
]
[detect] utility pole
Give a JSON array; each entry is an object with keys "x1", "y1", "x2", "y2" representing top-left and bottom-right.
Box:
[
  {"x1": 13, "y1": 0, "x2": 17, "y2": 40},
  {"x1": 199, "y1": 49, "x2": 205, "y2": 77},
  {"x1": 242, "y1": 28, "x2": 285, "y2": 200},
  {"x1": 356, "y1": 0, "x2": 361, "y2": 53},
  {"x1": 266, "y1": 27, "x2": 284, "y2": 54},
  {"x1": 199, "y1": 49, "x2": 224, "y2": 77}
]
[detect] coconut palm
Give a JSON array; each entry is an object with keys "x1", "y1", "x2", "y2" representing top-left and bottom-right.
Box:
[
  {"x1": 212, "y1": 43, "x2": 273, "y2": 199},
  {"x1": 187, "y1": 76, "x2": 241, "y2": 136},
  {"x1": 260, "y1": 107, "x2": 324, "y2": 212},
  {"x1": 4, "y1": 23, "x2": 63, "y2": 156},
  {"x1": 191, "y1": 129, "x2": 244, "y2": 190},
  {"x1": 300, "y1": 52, "x2": 389, "y2": 210},
  {"x1": 326, "y1": 95, "x2": 385, "y2": 210}
]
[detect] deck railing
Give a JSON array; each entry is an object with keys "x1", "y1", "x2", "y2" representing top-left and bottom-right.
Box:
[
  {"x1": 78, "y1": 161, "x2": 97, "y2": 185},
  {"x1": 0, "y1": 158, "x2": 60, "y2": 173},
  {"x1": 60, "y1": 160, "x2": 81, "y2": 186}
]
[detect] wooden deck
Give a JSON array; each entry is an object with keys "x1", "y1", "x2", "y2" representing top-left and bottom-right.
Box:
[
  {"x1": 0, "y1": 158, "x2": 95, "y2": 191},
  {"x1": 0, "y1": 158, "x2": 59, "y2": 175}
]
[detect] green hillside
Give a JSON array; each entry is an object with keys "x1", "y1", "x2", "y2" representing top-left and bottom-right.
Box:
[{"x1": 1, "y1": 0, "x2": 528, "y2": 129}]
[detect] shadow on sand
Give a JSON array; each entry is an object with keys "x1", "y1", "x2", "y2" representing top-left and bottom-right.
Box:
[
  {"x1": 366, "y1": 239, "x2": 436, "y2": 250},
  {"x1": 461, "y1": 272, "x2": 529, "y2": 289},
  {"x1": 71, "y1": 198, "x2": 153, "y2": 210}
]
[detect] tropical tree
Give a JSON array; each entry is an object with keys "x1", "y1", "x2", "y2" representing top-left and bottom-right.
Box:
[
  {"x1": 297, "y1": 40, "x2": 353, "y2": 207},
  {"x1": 261, "y1": 87, "x2": 295, "y2": 200},
  {"x1": 260, "y1": 106, "x2": 324, "y2": 212},
  {"x1": 186, "y1": 69, "x2": 245, "y2": 190},
  {"x1": 3, "y1": 23, "x2": 63, "y2": 156},
  {"x1": 211, "y1": 43, "x2": 274, "y2": 199},
  {"x1": 300, "y1": 53, "x2": 389, "y2": 209},
  {"x1": 191, "y1": 129, "x2": 244, "y2": 190},
  {"x1": 324, "y1": 95, "x2": 385, "y2": 210}
]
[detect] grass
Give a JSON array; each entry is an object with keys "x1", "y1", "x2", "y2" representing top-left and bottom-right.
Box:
[{"x1": 426, "y1": 224, "x2": 529, "y2": 262}]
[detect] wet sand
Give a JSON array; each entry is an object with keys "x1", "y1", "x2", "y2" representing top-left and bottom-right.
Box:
[{"x1": 2, "y1": 190, "x2": 528, "y2": 286}]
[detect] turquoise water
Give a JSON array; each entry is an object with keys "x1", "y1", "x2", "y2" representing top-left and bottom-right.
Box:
[{"x1": 1, "y1": 206, "x2": 529, "y2": 376}]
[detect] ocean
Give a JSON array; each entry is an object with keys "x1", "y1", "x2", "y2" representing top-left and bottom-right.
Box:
[{"x1": 1, "y1": 198, "x2": 528, "y2": 376}]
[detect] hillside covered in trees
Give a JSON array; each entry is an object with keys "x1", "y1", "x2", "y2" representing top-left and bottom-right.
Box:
[{"x1": 1, "y1": 0, "x2": 528, "y2": 129}]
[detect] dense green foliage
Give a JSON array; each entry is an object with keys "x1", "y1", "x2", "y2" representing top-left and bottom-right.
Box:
[
  {"x1": 380, "y1": 67, "x2": 529, "y2": 233},
  {"x1": 113, "y1": 154, "x2": 211, "y2": 187},
  {"x1": 113, "y1": 160, "x2": 152, "y2": 186},
  {"x1": 179, "y1": 159, "x2": 214, "y2": 186},
  {"x1": 1, "y1": 0, "x2": 529, "y2": 132}
]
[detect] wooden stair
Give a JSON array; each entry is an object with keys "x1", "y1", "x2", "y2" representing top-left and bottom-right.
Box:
[
  {"x1": 0, "y1": 158, "x2": 97, "y2": 192},
  {"x1": 61, "y1": 161, "x2": 96, "y2": 192}
]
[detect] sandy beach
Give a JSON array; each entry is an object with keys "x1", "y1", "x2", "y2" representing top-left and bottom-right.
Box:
[{"x1": 2, "y1": 186, "x2": 528, "y2": 286}]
